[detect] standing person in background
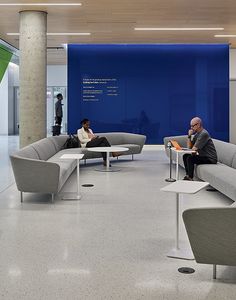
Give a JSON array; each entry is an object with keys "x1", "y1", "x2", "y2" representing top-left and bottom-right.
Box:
[
  {"x1": 183, "y1": 117, "x2": 217, "y2": 181},
  {"x1": 77, "y1": 118, "x2": 121, "y2": 166},
  {"x1": 55, "y1": 93, "x2": 63, "y2": 126}
]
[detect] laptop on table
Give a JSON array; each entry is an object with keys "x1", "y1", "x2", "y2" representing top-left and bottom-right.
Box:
[{"x1": 170, "y1": 140, "x2": 191, "y2": 151}]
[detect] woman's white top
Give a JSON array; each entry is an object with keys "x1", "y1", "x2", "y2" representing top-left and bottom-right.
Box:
[{"x1": 77, "y1": 127, "x2": 94, "y2": 148}]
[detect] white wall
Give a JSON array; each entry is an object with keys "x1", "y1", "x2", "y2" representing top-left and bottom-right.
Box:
[
  {"x1": 0, "y1": 71, "x2": 8, "y2": 134},
  {"x1": 230, "y1": 49, "x2": 236, "y2": 79},
  {"x1": 12, "y1": 65, "x2": 67, "y2": 87},
  {"x1": 47, "y1": 65, "x2": 67, "y2": 86},
  {"x1": 230, "y1": 49, "x2": 236, "y2": 143}
]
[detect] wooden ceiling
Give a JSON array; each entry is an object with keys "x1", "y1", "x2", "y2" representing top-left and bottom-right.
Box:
[{"x1": 0, "y1": 0, "x2": 236, "y2": 64}]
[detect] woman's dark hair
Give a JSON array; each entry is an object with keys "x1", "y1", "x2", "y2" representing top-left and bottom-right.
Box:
[{"x1": 81, "y1": 118, "x2": 89, "y2": 125}]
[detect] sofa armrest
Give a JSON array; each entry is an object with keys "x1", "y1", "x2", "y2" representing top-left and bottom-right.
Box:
[
  {"x1": 10, "y1": 155, "x2": 60, "y2": 193},
  {"x1": 124, "y1": 133, "x2": 146, "y2": 151},
  {"x1": 183, "y1": 207, "x2": 236, "y2": 266}
]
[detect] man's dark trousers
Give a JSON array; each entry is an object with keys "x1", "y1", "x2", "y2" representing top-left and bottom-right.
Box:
[
  {"x1": 55, "y1": 116, "x2": 62, "y2": 126},
  {"x1": 183, "y1": 154, "x2": 214, "y2": 179}
]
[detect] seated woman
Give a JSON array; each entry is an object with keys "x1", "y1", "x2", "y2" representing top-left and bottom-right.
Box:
[{"x1": 77, "y1": 118, "x2": 120, "y2": 166}]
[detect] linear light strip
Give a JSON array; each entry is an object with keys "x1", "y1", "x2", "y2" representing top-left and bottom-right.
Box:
[
  {"x1": 0, "y1": 3, "x2": 81, "y2": 6},
  {"x1": 47, "y1": 33, "x2": 90, "y2": 36},
  {"x1": 134, "y1": 27, "x2": 224, "y2": 31},
  {"x1": 215, "y1": 34, "x2": 236, "y2": 37},
  {"x1": 7, "y1": 32, "x2": 91, "y2": 36}
]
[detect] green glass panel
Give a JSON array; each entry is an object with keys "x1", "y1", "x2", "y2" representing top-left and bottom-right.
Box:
[{"x1": 0, "y1": 47, "x2": 13, "y2": 83}]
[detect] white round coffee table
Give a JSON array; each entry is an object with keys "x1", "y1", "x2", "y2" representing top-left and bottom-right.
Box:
[{"x1": 87, "y1": 146, "x2": 129, "y2": 172}]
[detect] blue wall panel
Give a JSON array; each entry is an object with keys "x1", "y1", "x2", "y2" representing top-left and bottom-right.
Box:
[{"x1": 68, "y1": 44, "x2": 229, "y2": 143}]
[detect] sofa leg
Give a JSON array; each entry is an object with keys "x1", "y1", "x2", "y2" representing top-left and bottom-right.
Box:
[
  {"x1": 51, "y1": 193, "x2": 55, "y2": 203},
  {"x1": 20, "y1": 191, "x2": 23, "y2": 203},
  {"x1": 213, "y1": 264, "x2": 217, "y2": 279}
]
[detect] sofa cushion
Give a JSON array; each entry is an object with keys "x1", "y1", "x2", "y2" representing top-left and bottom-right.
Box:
[
  {"x1": 32, "y1": 138, "x2": 58, "y2": 161},
  {"x1": 213, "y1": 139, "x2": 236, "y2": 167},
  {"x1": 196, "y1": 163, "x2": 236, "y2": 201},
  {"x1": 230, "y1": 153, "x2": 236, "y2": 169},
  {"x1": 97, "y1": 132, "x2": 125, "y2": 145},
  {"x1": 48, "y1": 135, "x2": 69, "y2": 151},
  {"x1": 14, "y1": 145, "x2": 40, "y2": 160}
]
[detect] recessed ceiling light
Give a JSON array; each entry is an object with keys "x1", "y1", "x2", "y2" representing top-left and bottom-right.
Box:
[
  {"x1": 7, "y1": 33, "x2": 91, "y2": 36},
  {"x1": 0, "y1": 3, "x2": 82, "y2": 6},
  {"x1": 215, "y1": 34, "x2": 236, "y2": 37},
  {"x1": 134, "y1": 27, "x2": 224, "y2": 31}
]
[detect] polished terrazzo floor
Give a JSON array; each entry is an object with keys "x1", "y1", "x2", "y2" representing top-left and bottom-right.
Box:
[{"x1": 0, "y1": 137, "x2": 236, "y2": 299}]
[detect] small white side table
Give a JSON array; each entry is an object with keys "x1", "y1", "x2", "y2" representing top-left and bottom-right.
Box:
[
  {"x1": 172, "y1": 149, "x2": 196, "y2": 180},
  {"x1": 161, "y1": 180, "x2": 209, "y2": 260},
  {"x1": 87, "y1": 146, "x2": 129, "y2": 172},
  {"x1": 60, "y1": 153, "x2": 84, "y2": 200}
]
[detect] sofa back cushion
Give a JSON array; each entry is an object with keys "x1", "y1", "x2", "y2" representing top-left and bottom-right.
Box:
[
  {"x1": 48, "y1": 135, "x2": 69, "y2": 151},
  {"x1": 163, "y1": 135, "x2": 188, "y2": 149},
  {"x1": 15, "y1": 145, "x2": 40, "y2": 159},
  {"x1": 98, "y1": 132, "x2": 146, "y2": 147},
  {"x1": 97, "y1": 132, "x2": 125, "y2": 145},
  {"x1": 231, "y1": 154, "x2": 236, "y2": 169},
  {"x1": 213, "y1": 139, "x2": 236, "y2": 167},
  {"x1": 31, "y1": 138, "x2": 58, "y2": 161}
]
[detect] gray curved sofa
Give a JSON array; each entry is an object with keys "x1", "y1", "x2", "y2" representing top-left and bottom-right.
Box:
[
  {"x1": 163, "y1": 135, "x2": 236, "y2": 202},
  {"x1": 10, "y1": 132, "x2": 146, "y2": 202},
  {"x1": 183, "y1": 206, "x2": 236, "y2": 279},
  {"x1": 164, "y1": 135, "x2": 236, "y2": 278}
]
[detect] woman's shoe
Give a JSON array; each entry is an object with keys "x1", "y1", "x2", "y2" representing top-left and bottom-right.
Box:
[{"x1": 112, "y1": 152, "x2": 122, "y2": 157}]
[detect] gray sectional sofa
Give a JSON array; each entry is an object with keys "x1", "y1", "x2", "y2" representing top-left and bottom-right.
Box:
[
  {"x1": 11, "y1": 132, "x2": 146, "y2": 202},
  {"x1": 164, "y1": 135, "x2": 236, "y2": 278},
  {"x1": 183, "y1": 206, "x2": 236, "y2": 279},
  {"x1": 163, "y1": 135, "x2": 236, "y2": 202}
]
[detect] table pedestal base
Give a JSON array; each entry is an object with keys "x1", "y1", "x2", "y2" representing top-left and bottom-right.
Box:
[
  {"x1": 61, "y1": 193, "x2": 81, "y2": 200},
  {"x1": 167, "y1": 247, "x2": 194, "y2": 260},
  {"x1": 95, "y1": 166, "x2": 121, "y2": 172}
]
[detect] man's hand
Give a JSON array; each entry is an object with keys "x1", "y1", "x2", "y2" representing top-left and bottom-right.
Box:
[
  {"x1": 188, "y1": 129, "x2": 194, "y2": 136},
  {"x1": 91, "y1": 135, "x2": 98, "y2": 140},
  {"x1": 191, "y1": 146, "x2": 198, "y2": 155}
]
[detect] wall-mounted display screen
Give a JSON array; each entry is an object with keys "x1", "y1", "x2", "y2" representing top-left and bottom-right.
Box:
[{"x1": 68, "y1": 44, "x2": 229, "y2": 143}]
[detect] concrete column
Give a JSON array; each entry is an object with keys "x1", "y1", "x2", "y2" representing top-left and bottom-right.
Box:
[{"x1": 19, "y1": 11, "x2": 47, "y2": 148}]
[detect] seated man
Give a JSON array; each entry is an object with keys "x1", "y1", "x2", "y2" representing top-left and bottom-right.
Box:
[
  {"x1": 183, "y1": 117, "x2": 217, "y2": 181},
  {"x1": 77, "y1": 118, "x2": 120, "y2": 166}
]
